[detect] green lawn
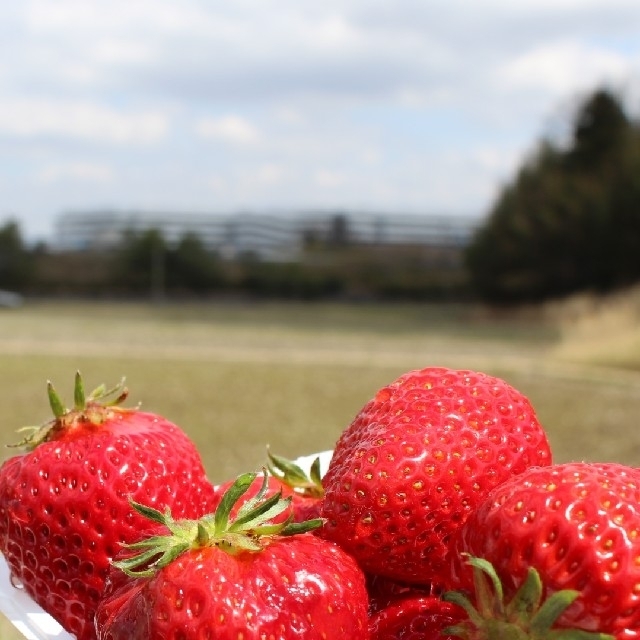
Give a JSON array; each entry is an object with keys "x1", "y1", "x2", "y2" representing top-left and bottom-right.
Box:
[{"x1": 2, "y1": 298, "x2": 640, "y2": 638}]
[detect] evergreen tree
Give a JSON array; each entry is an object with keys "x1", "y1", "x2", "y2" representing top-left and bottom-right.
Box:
[
  {"x1": 114, "y1": 227, "x2": 167, "y2": 297},
  {"x1": 166, "y1": 232, "x2": 223, "y2": 293},
  {"x1": 466, "y1": 87, "x2": 638, "y2": 302},
  {"x1": 0, "y1": 220, "x2": 34, "y2": 291}
]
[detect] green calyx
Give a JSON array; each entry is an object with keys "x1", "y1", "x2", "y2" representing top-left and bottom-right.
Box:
[
  {"x1": 114, "y1": 470, "x2": 324, "y2": 578},
  {"x1": 266, "y1": 448, "x2": 325, "y2": 499},
  {"x1": 9, "y1": 371, "x2": 130, "y2": 450},
  {"x1": 443, "y1": 555, "x2": 614, "y2": 640}
]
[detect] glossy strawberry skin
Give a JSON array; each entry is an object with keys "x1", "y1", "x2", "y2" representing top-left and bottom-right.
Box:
[
  {"x1": 320, "y1": 366, "x2": 552, "y2": 585},
  {"x1": 96, "y1": 533, "x2": 370, "y2": 640},
  {"x1": 369, "y1": 595, "x2": 464, "y2": 640},
  {"x1": 449, "y1": 462, "x2": 640, "y2": 637},
  {"x1": 366, "y1": 573, "x2": 441, "y2": 616},
  {"x1": 0, "y1": 409, "x2": 218, "y2": 640}
]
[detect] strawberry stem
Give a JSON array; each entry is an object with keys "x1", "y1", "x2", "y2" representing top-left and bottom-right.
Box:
[
  {"x1": 443, "y1": 554, "x2": 615, "y2": 640},
  {"x1": 266, "y1": 448, "x2": 325, "y2": 498},
  {"x1": 213, "y1": 471, "x2": 257, "y2": 532},
  {"x1": 47, "y1": 380, "x2": 67, "y2": 418},
  {"x1": 506, "y1": 568, "x2": 542, "y2": 624},
  {"x1": 7, "y1": 372, "x2": 131, "y2": 450},
  {"x1": 90, "y1": 377, "x2": 130, "y2": 406},
  {"x1": 530, "y1": 591, "x2": 580, "y2": 636},
  {"x1": 114, "y1": 470, "x2": 323, "y2": 578},
  {"x1": 73, "y1": 370, "x2": 86, "y2": 410}
]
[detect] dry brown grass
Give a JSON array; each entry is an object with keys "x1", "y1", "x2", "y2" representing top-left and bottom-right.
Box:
[{"x1": 547, "y1": 284, "x2": 640, "y2": 369}]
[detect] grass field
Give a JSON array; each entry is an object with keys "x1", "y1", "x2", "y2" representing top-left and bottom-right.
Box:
[{"x1": 2, "y1": 296, "x2": 640, "y2": 638}]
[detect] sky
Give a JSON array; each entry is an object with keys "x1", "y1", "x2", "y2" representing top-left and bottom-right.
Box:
[{"x1": 1, "y1": 1, "x2": 640, "y2": 243}]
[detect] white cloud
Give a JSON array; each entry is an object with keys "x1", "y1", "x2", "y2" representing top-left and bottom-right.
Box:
[
  {"x1": 91, "y1": 39, "x2": 156, "y2": 65},
  {"x1": 273, "y1": 106, "x2": 306, "y2": 127},
  {"x1": 2, "y1": 0, "x2": 640, "y2": 243},
  {"x1": 25, "y1": 0, "x2": 210, "y2": 34},
  {"x1": 256, "y1": 163, "x2": 286, "y2": 186},
  {"x1": 498, "y1": 40, "x2": 632, "y2": 94},
  {"x1": 496, "y1": 0, "x2": 638, "y2": 11},
  {"x1": 195, "y1": 115, "x2": 260, "y2": 145},
  {"x1": 314, "y1": 169, "x2": 347, "y2": 188},
  {"x1": 361, "y1": 148, "x2": 382, "y2": 166},
  {"x1": 303, "y1": 14, "x2": 361, "y2": 52},
  {"x1": 0, "y1": 98, "x2": 168, "y2": 143},
  {"x1": 36, "y1": 162, "x2": 114, "y2": 184}
]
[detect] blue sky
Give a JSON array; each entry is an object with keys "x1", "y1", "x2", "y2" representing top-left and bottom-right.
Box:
[{"x1": 1, "y1": 0, "x2": 640, "y2": 243}]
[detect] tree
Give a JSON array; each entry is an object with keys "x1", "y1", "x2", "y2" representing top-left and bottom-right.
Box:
[
  {"x1": 113, "y1": 228, "x2": 225, "y2": 297},
  {"x1": 567, "y1": 89, "x2": 630, "y2": 172},
  {"x1": 0, "y1": 220, "x2": 34, "y2": 291},
  {"x1": 166, "y1": 232, "x2": 223, "y2": 293},
  {"x1": 113, "y1": 227, "x2": 167, "y2": 298},
  {"x1": 465, "y1": 87, "x2": 639, "y2": 302}
]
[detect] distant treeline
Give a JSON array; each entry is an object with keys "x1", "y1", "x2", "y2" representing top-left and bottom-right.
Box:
[
  {"x1": 0, "y1": 221, "x2": 469, "y2": 301},
  {"x1": 2, "y1": 86, "x2": 640, "y2": 304}
]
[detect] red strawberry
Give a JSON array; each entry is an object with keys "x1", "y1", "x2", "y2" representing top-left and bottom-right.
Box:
[
  {"x1": 96, "y1": 472, "x2": 370, "y2": 639},
  {"x1": 369, "y1": 595, "x2": 465, "y2": 640},
  {"x1": 366, "y1": 573, "x2": 441, "y2": 616},
  {"x1": 320, "y1": 366, "x2": 552, "y2": 585},
  {"x1": 0, "y1": 373, "x2": 218, "y2": 640},
  {"x1": 446, "y1": 462, "x2": 640, "y2": 638}
]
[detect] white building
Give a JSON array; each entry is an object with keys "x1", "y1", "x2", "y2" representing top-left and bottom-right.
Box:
[{"x1": 54, "y1": 210, "x2": 481, "y2": 260}]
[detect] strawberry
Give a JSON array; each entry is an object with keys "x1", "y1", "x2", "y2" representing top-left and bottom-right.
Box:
[
  {"x1": 369, "y1": 595, "x2": 465, "y2": 640},
  {"x1": 366, "y1": 573, "x2": 442, "y2": 616},
  {"x1": 0, "y1": 373, "x2": 218, "y2": 640},
  {"x1": 445, "y1": 462, "x2": 640, "y2": 638},
  {"x1": 96, "y1": 471, "x2": 371, "y2": 639},
  {"x1": 320, "y1": 366, "x2": 552, "y2": 585}
]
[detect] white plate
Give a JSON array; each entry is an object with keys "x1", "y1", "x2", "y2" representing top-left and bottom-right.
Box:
[
  {"x1": 0, "y1": 555, "x2": 73, "y2": 639},
  {"x1": 0, "y1": 450, "x2": 333, "y2": 639}
]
